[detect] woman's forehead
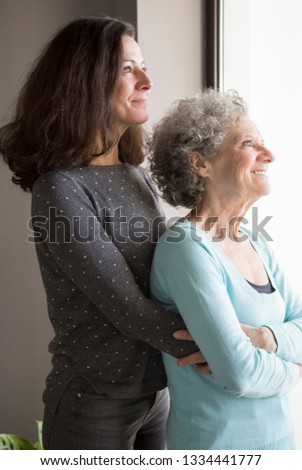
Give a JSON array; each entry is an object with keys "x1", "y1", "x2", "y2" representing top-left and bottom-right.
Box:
[{"x1": 228, "y1": 117, "x2": 260, "y2": 141}]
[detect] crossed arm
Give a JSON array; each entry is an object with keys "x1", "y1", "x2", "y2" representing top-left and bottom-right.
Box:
[
  {"x1": 151, "y1": 228, "x2": 302, "y2": 397},
  {"x1": 175, "y1": 325, "x2": 277, "y2": 372},
  {"x1": 176, "y1": 299, "x2": 302, "y2": 374},
  {"x1": 174, "y1": 235, "x2": 302, "y2": 375}
]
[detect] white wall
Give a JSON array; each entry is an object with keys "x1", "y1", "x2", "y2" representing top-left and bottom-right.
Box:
[
  {"x1": 137, "y1": 0, "x2": 203, "y2": 220},
  {"x1": 223, "y1": 0, "x2": 302, "y2": 448},
  {"x1": 137, "y1": 0, "x2": 202, "y2": 127}
]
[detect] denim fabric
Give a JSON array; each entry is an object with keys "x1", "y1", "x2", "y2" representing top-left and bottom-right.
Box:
[{"x1": 42, "y1": 377, "x2": 169, "y2": 450}]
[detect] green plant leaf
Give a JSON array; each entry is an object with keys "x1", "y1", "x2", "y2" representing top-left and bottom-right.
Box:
[
  {"x1": 33, "y1": 420, "x2": 43, "y2": 450},
  {"x1": 0, "y1": 434, "x2": 36, "y2": 450},
  {"x1": 0, "y1": 420, "x2": 44, "y2": 450}
]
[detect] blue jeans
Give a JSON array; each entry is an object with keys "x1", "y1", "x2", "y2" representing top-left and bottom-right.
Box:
[{"x1": 42, "y1": 377, "x2": 169, "y2": 450}]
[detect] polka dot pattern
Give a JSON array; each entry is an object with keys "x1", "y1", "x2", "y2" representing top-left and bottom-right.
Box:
[{"x1": 32, "y1": 164, "x2": 197, "y2": 409}]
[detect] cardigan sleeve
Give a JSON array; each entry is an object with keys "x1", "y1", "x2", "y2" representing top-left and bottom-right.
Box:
[
  {"x1": 31, "y1": 172, "x2": 198, "y2": 358},
  {"x1": 258, "y1": 236, "x2": 302, "y2": 364},
  {"x1": 150, "y1": 226, "x2": 300, "y2": 398}
]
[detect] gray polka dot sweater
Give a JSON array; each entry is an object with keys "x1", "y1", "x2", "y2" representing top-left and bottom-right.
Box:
[{"x1": 32, "y1": 164, "x2": 197, "y2": 411}]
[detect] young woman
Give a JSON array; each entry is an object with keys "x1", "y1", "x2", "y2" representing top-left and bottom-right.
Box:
[{"x1": 0, "y1": 16, "x2": 199, "y2": 450}]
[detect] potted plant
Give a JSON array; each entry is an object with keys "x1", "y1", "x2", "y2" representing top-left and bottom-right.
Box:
[{"x1": 0, "y1": 421, "x2": 43, "y2": 450}]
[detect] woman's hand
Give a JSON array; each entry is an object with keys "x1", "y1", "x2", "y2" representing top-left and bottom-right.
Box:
[
  {"x1": 240, "y1": 324, "x2": 277, "y2": 353},
  {"x1": 173, "y1": 330, "x2": 211, "y2": 374}
]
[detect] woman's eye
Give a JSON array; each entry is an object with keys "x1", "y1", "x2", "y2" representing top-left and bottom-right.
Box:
[
  {"x1": 242, "y1": 139, "x2": 253, "y2": 146},
  {"x1": 123, "y1": 65, "x2": 133, "y2": 73}
]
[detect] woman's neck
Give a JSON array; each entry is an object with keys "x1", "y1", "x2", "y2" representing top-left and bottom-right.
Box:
[
  {"x1": 187, "y1": 193, "x2": 255, "y2": 241},
  {"x1": 89, "y1": 144, "x2": 121, "y2": 166}
]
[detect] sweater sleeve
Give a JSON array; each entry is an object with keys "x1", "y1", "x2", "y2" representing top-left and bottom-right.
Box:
[
  {"x1": 150, "y1": 228, "x2": 300, "y2": 398},
  {"x1": 260, "y1": 239, "x2": 302, "y2": 364},
  {"x1": 31, "y1": 172, "x2": 198, "y2": 358}
]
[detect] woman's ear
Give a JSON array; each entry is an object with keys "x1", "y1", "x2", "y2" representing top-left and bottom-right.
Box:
[{"x1": 188, "y1": 151, "x2": 210, "y2": 177}]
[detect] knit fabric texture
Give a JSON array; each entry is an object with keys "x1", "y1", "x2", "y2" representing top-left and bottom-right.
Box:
[
  {"x1": 32, "y1": 164, "x2": 197, "y2": 411},
  {"x1": 150, "y1": 220, "x2": 302, "y2": 449}
]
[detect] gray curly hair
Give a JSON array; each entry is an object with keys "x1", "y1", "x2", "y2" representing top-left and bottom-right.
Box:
[{"x1": 149, "y1": 88, "x2": 248, "y2": 208}]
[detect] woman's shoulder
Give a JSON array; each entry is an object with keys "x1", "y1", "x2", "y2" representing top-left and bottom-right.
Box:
[
  {"x1": 31, "y1": 169, "x2": 89, "y2": 210},
  {"x1": 152, "y1": 219, "x2": 226, "y2": 284},
  {"x1": 155, "y1": 219, "x2": 218, "y2": 264},
  {"x1": 159, "y1": 219, "x2": 211, "y2": 245},
  {"x1": 32, "y1": 165, "x2": 117, "y2": 195},
  {"x1": 32, "y1": 169, "x2": 79, "y2": 192}
]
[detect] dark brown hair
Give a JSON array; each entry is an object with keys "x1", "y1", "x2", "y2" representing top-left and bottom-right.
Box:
[{"x1": 0, "y1": 16, "x2": 146, "y2": 192}]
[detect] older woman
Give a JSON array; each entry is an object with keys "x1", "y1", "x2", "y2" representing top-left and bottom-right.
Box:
[{"x1": 149, "y1": 89, "x2": 302, "y2": 450}]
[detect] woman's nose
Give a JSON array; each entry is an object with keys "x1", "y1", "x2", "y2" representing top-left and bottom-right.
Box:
[
  {"x1": 257, "y1": 143, "x2": 275, "y2": 163},
  {"x1": 137, "y1": 70, "x2": 153, "y2": 90}
]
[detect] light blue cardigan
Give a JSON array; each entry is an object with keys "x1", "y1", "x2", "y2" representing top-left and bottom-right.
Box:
[{"x1": 150, "y1": 221, "x2": 302, "y2": 449}]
